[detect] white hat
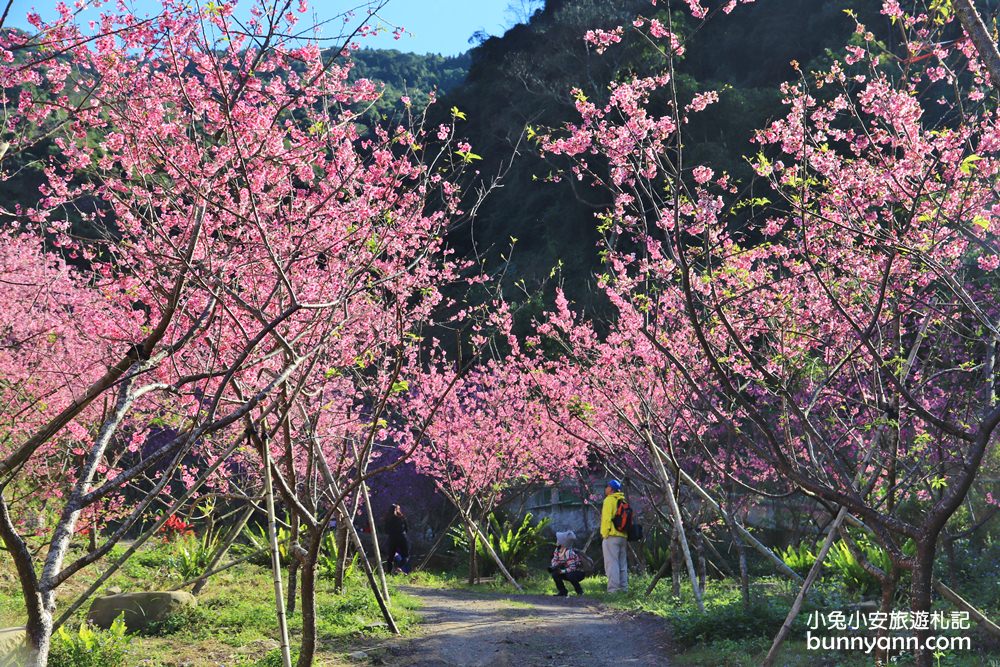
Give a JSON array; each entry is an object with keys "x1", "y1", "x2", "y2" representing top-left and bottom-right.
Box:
[{"x1": 555, "y1": 530, "x2": 576, "y2": 547}]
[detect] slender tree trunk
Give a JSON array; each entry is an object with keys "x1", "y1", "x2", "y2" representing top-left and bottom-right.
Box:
[
  {"x1": 645, "y1": 430, "x2": 703, "y2": 609},
  {"x1": 264, "y1": 448, "x2": 293, "y2": 667},
  {"x1": 286, "y1": 512, "x2": 300, "y2": 616},
  {"x1": 876, "y1": 570, "x2": 898, "y2": 665},
  {"x1": 695, "y1": 529, "x2": 707, "y2": 593},
  {"x1": 342, "y1": 505, "x2": 399, "y2": 634},
  {"x1": 416, "y1": 512, "x2": 458, "y2": 572},
  {"x1": 645, "y1": 557, "x2": 671, "y2": 597},
  {"x1": 334, "y1": 515, "x2": 349, "y2": 594},
  {"x1": 361, "y1": 481, "x2": 389, "y2": 602},
  {"x1": 0, "y1": 496, "x2": 46, "y2": 665},
  {"x1": 911, "y1": 540, "x2": 937, "y2": 667},
  {"x1": 467, "y1": 523, "x2": 478, "y2": 585},
  {"x1": 295, "y1": 529, "x2": 323, "y2": 667},
  {"x1": 725, "y1": 517, "x2": 750, "y2": 608},
  {"x1": 671, "y1": 532, "x2": 681, "y2": 598},
  {"x1": 318, "y1": 471, "x2": 399, "y2": 634}
]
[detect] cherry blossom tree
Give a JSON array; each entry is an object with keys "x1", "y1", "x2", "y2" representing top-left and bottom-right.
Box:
[
  {"x1": 0, "y1": 1, "x2": 479, "y2": 663},
  {"x1": 540, "y1": 2, "x2": 1000, "y2": 664}
]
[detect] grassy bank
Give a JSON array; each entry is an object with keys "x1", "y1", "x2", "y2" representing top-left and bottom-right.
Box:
[{"x1": 0, "y1": 541, "x2": 419, "y2": 666}]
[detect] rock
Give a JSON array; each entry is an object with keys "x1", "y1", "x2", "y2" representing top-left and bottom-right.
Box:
[
  {"x1": 0, "y1": 627, "x2": 34, "y2": 667},
  {"x1": 347, "y1": 650, "x2": 369, "y2": 661},
  {"x1": 87, "y1": 591, "x2": 197, "y2": 632},
  {"x1": 106, "y1": 586, "x2": 123, "y2": 595}
]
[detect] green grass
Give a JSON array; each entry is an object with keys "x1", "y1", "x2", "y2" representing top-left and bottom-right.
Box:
[{"x1": 0, "y1": 539, "x2": 420, "y2": 666}]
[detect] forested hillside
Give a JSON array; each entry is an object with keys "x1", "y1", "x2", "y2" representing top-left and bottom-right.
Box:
[
  {"x1": 438, "y1": 0, "x2": 890, "y2": 315},
  {"x1": 350, "y1": 48, "x2": 470, "y2": 116}
]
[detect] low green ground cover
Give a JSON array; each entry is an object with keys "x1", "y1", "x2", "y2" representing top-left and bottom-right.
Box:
[{"x1": 0, "y1": 539, "x2": 419, "y2": 666}]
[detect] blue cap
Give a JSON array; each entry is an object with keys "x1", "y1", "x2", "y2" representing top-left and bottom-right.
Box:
[{"x1": 608, "y1": 479, "x2": 622, "y2": 491}]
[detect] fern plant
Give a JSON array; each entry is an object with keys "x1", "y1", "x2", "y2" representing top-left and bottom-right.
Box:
[
  {"x1": 316, "y1": 530, "x2": 358, "y2": 578},
  {"x1": 779, "y1": 541, "x2": 817, "y2": 577},
  {"x1": 450, "y1": 511, "x2": 551, "y2": 579},
  {"x1": 642, "y1": 524, "x2": 671, "y2": 574},
  {"x1": 825, "y1": 533, "x2": 893, "y2": 596}
]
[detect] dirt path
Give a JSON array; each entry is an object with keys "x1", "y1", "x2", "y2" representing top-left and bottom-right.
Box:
[{"x1": 344, "y1": 585, "x2": 671, "y2": 667}]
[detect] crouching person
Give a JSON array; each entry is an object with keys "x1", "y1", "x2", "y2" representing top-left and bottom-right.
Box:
[{"x1": 549, "y1": 530, "x2": 584, "y2": 596}]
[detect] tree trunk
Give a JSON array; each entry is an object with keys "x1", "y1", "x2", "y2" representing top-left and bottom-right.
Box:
[
  {"x1": 334, "y1": 516, "x2": 349, "y2": 594},
  {"x1": 876, "y1": 570, "x2": 898, "y2": 665},
  {"x1": 645, "y1": 557, "x2": 671, "y2": 597},
  {"x1": 671, "y1": 532, "x2": 681, "y2": 597},
  {"x1": 295, "y1": 529, "x2": 322, "y2": 667},
  {"x1": 264, "y1": 448, "x2": 294, "y2": 667},
  {"x1": 361, "y1": 481, "x2": 389, "y2": 602},
  {"x1": 286, "y1": 512, "x2": 300, "y2": 616},
  {"x1": 695, "y1": 529, "x2": 707, "y2": 593},
  {"x1": 0, "y1": 495, "x2": 47, "y2": 665},
  {"x1": 728, "y1": 520, "x2": 750, "y2": 608},
  {"x1": 646, "y1": 431, "x2": 703, "y2": 610},
  {"x1": 911, "y1": 540, "x2": 937, "y2": 667},
  {"x1": 416, "y1": 512, "x2": 458, "y2": 572},
  {"x1": 467, "y1": 523, "x2": 478, "y2": 585}
]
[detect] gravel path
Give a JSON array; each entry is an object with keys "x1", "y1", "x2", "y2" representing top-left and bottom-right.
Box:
[{"x1": 348, "y1": 585, "x2": 671, "y2": 667}]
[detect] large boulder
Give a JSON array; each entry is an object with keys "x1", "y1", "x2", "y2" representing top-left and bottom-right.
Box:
[
  {"x1": 0, "y1": 627, "x2": 34, "y2": 667},
  {"x1": 87, "y1": 591, "x2": 197, "y2": 632}
]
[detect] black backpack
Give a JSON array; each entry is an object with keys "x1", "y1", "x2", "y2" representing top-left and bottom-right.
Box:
[{"x1": 612, "y1": 498, "x2": 644, "y2": 542}]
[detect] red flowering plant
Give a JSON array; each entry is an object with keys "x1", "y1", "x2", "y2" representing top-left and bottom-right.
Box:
[{"x1": 158, "y1": 514, "x2": 194, "y2": 542}]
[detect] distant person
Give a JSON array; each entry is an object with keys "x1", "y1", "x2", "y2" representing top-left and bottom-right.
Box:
[
  {"x1": 548, "y1": 530, "x2": 584, "y2": 596},
  {"x1": 601, "y1": 479, "x2": 628, "y2": 592},
  {"x1": 383, "y1": 503, "x2": 410, "y2": 574}
]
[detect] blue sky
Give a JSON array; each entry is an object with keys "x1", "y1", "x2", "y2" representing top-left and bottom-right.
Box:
[{"x1": 6, "y1": 0, "x2": 524, "y2": 55}]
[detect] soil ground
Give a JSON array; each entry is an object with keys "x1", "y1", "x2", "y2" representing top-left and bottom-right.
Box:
[{"x1": 338, "y1": 585, "x2": 671, "y2": 667}]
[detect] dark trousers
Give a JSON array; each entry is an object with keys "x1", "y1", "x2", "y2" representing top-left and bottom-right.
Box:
[
  {"x1": 550, "y1": 569, "x2": 584, "y2": 595},
  {"x1": 385, "y1": 535, "x2": 410, "y2": 573}
]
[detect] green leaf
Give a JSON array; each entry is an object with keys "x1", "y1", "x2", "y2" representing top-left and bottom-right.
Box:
[
  {"x1": 959, "y1": 154, "x2": 983, "y2": 175},
  {"x1": 456, "y1": 150, "x2": 482, "y2": 163}
]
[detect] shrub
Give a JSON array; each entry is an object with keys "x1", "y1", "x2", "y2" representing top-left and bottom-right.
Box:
[
  {"x1": 825, "y1": 539, "x2": 888, "y2": 597},
  {"x1": 779, "y1": 541, "x2": 817, "y2": 577},
  {"x1": 244, "y1": 521, "x2": 290, "y2": 567},
  {"x1": 450, "y1": 511, "x2": 551, "y2": 579},
  {"x1": 141, "y1": 604, "x2": 210, "y2": 637},
  {"x1": 49, "y1": 617, "x2": 131, "y2": 667},
  {"x1": 642, "y1": 524, "x2": 671, "y2": 574},
  {"x1": 668, "y1": 599, "x2": 801, "y2": 648},
  {"x1": 169, "y1": 531, "x2": 220, "y2": 580}
]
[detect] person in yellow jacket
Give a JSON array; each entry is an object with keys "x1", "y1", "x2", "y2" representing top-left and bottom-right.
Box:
[{"x1": 600, "y1": 479, "x2": 628, "y2": 592}]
